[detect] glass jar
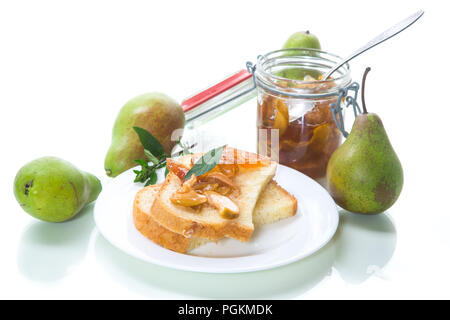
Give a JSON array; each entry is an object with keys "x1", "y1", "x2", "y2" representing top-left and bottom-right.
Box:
[{"x1": 254, "y1": 48, "x2": 352, "y2": 180}]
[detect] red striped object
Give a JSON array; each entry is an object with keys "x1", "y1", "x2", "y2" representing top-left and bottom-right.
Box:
[{"x1": 181, "y1": 69, "x2": 252, "y2": 112}]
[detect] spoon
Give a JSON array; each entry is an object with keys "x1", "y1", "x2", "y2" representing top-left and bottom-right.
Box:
[{"x1": 322, "y1": 10, "x2": 424, "y2": 80}]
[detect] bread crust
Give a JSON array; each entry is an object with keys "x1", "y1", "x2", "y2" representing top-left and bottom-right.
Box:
[
  {"x1": 133, "y1": 186, "x2": 193, "y2": 253},
  {"x1": 133, "y1": 180, "x2": 297, "y2": 254},
  {"x1": 151, "y1": 173, "x2": 255, "y2": 241},
  {"x1": 273, "y1": 180, "x2": 298, "y2": 216},
  {"x1": 151, "y1": 156, "x2": 277, "y2": 242}
]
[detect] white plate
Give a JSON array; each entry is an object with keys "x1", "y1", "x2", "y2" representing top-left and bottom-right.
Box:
[{"x1": 94, "y1": 165, "x2": 339, "y2": 273}]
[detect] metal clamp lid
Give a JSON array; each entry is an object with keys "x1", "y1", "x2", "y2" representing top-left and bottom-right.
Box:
[{"x1": 329, "y1": 83, "x2": 360, "y2": 138}]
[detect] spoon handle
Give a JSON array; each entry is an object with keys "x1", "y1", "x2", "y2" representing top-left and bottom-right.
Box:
[{"x1": 323, "y1": 10, "x2": 424, "y2": 80}]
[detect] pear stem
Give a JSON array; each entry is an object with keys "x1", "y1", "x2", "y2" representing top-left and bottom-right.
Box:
[{"x1": 361, "y1": 67, "x2": 371, "y2": 114}]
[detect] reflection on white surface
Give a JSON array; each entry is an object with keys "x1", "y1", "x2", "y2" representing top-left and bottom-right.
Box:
[
  {"x1": 17, "y1": 205, "x2": 95, "y2": 282},
  {"x1": 189, "y1": 216, "x2": 299, "y2": 257},
  {"x1": 94, "y1": 232, "x2": 335, "y2": 299},
  {"x1": 93, "y1": 209, "x2": 397, "y2": 298},
  {"x1": 14, "y1": 200, "x2": 397, "y2": 297},
  {"x1": 333, "y1": 210, "x2": 397, "y2": 284}
]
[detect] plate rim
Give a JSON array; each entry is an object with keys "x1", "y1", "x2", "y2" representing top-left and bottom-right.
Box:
[{"x1": 94, "y1": 164, "x2": 339, "y2": 273}]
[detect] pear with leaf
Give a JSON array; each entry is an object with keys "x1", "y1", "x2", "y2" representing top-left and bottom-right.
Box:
[{"x1": 326, "y1": 68, "x2": 403, "y2": 214}]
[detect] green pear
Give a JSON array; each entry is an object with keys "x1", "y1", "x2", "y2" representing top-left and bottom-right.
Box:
[
  {"x1": 283, "y1": 30, "x2": 321, "y2": 50},
  {"x1": 14, "y1": 157, "x2": 102, "y2": 222},
  {"x1": 275, "y1": 68, "x2": 322, "y2": 81},
  {"x1": 326, "y1": 68, "x2": 403, "y2": 214},
  {"x1": 280, "y1": 30, "x2": 322, "y2": 79},
  {"x1": 104, "y1": 92, "x2": 185, "y2": 177}
]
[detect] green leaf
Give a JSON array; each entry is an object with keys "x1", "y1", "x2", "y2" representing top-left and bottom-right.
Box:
[
  {"x1": 144, "y1": 171, "x2": 158, "y2": 186},
  {"x1": 134, "y1": 169, "x2": 146, "y2": 183},
  {"x1": 184, "y1": 145, "x2": 225, "y2": 180},
  {"x1": 134, "y1": 159, "x2": 149, "y2": 167},
  {"x1": 164, "y1": 166, "x2": 169, "y2": 177},
  {"x1": 144, "y1": 149, "x2": 159, "y2": 165},
  {"x1": 133, "y1": 126, "x2": 165, "y2": 158}
]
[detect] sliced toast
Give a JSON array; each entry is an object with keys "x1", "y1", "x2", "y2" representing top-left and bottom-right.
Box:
[
  {"x1": 133, "y1": 180, "x2": 297, "y2": 253},
  {"x1": 150, "y1": 152, "x2": 277, "y2": 241}
]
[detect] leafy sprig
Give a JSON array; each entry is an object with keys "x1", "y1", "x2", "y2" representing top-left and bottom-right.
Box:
[
  {"x1": 133, "y1": 159, "x2": 158, "y2": 186},
  {"x1": 133, "y1": 126, "x2": 166, "y2": 158},
  {"x1": 184, "y1": 145, "x2": 225, "y2": 180},
  {"x1": 132, "y1": 127, "x2": 195, "y2": 186},
  {"x1": 132, "y1": 127, "x2": 168, "y2": 186},
  {"x1": 132, "y1": 126, "x2": 224, "y2": 186}
]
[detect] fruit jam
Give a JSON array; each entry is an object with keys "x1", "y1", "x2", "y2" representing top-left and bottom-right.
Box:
[
  {"x1": 254, "y1": 48, "x2": 351, "y2": 180},
  {"x1": 257, "y1": 92, "x2": 341, "y2": 179}
]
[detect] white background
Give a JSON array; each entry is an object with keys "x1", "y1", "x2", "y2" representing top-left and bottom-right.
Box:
[{"x1": 1, "y1": 0, "x2": 449, "y2": 299}]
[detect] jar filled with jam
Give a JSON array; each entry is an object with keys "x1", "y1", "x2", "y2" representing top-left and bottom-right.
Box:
[{"x1": 254, "y1": 49, "x2": 352, "y2": 180}]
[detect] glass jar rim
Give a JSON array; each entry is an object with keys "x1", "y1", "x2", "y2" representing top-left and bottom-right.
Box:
[{"x1": 255, "y1": 48, "x2": 351, "y2": 98}]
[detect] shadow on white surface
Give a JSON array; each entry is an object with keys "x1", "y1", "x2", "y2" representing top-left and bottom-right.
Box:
[
  {"x1": 94, "y1": 233, "x2": 336, "y2": 299},
  {"x1": 17, "y1": 204, "x2": 95, "y2": 282},
  {"x1": 333, "y1": 210, "x2": 397, "y2": 284}
]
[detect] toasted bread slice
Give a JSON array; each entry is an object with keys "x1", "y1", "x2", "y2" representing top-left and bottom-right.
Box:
[
  {"x1": 133, "y1": 180, "x2": 297, "y2": 253},
  {"x1": 150, "y1": 153, "x2": 277, "y2": 241}
]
